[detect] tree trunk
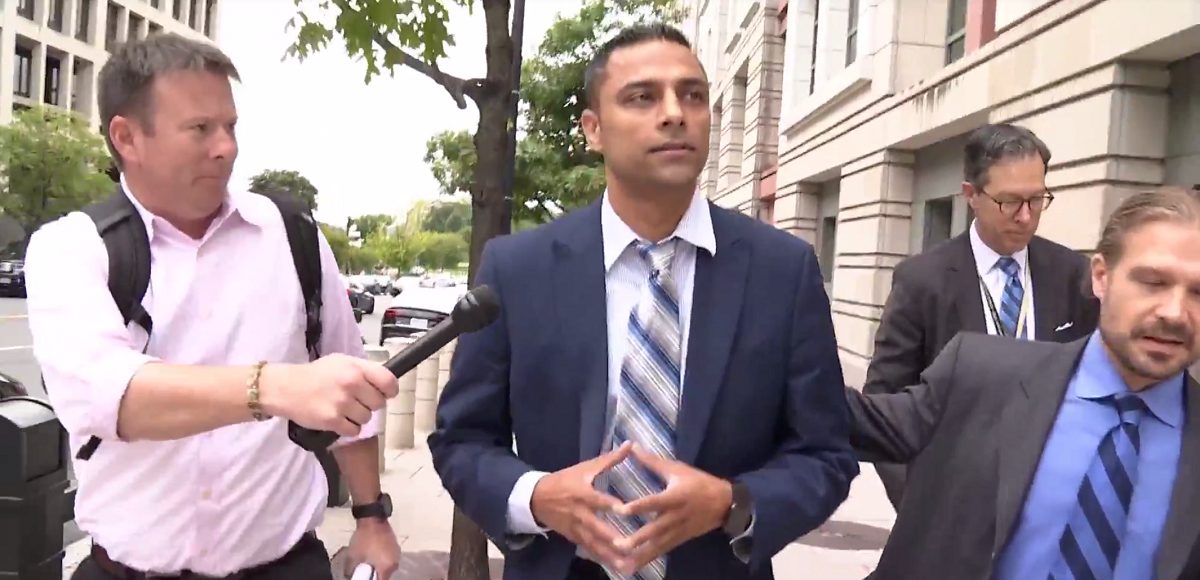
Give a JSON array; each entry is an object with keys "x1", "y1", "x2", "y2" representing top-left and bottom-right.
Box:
[{"x1": 451, "y1": 0, "x2": 513, "y2": 579}]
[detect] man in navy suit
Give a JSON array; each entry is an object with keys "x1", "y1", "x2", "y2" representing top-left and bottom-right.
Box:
[{"x1": 428, "y1": 23, "x2": 858, "y2": 580}]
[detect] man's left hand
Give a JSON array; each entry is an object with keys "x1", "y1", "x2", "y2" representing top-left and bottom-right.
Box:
[
  {"x1": 613, "y1": 444, "x2": 733, "y2": 574},
  {"x1": 345, "y1": 519, "x2": 401, "y2": 579}
]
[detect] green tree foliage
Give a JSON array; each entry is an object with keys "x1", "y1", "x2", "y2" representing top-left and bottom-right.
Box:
[
  {"x1": 422, "y1": 199, "x2": 471, "y2": 233},
  {"x1": 351, "y1": 213, "x2": 394, "y2": 239},
  {"x1": 424, "y1": 0, "x2": 683, "y2": 223},
  {"x1": 248, "y1": 168, "x2": 319, "y2": 212},
  {"x1": 0, "y1": 107, "x2": 114, "y2": 236}
]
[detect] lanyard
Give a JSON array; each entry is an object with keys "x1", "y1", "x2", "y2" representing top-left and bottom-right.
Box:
[{"x1": 979, "y1": 263, "x2": 1031, "y2": 338}]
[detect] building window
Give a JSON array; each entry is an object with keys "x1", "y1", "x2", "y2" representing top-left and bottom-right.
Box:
[
  {"x1": 922, "y1": 197, "x2": 954, "y2": 250},
  {"x1": 189, "y1": 0, "x2": 199, "y2": 29},
  {"x1": 945, "y1": 0, "x2": 968, "y2": 64},
  {"x1": 150, "y1": 0, "x2": 161, "y2": 8},
  {"x1": 129, "y1": 14, "x2": 144, "y2": 41},
  {"x1": 809, "y1": 0, "x2": 820, "y2": 95},
  {"x1": 77, "y1": 0, "x2": 93, "y2": 42},
  {"x1": 845, "y1": 0, "x2": 859, "y2": 66},
  {"x1": 14, "y1": 46, "x2": 33, "y2": 99},
  {"x1": 17, "y1": 0, "x2": 34, "y2": 20},
  {"x1": 49, "y1": 0, "x2": 67, "y2": 33},
  {"x1": 106, "y1": 2, "x2": 121, "y2": 52},
  {"x1": 204, "y1": 0, "x2": 217, "y2": 37},
  {"x1": 818, "y1": 215, "x2": 837, "y2": 285},
  {"x1": 173, "y1": 0, "x2": 183, "y2": 21},
  {"x1": 45, "y1": 57, "x2": 63, "y2": 106}
]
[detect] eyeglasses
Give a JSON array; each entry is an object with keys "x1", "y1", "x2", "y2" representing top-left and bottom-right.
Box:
[{"x1": 979, "y1": 190, "x2": 1055, "y2": 217}]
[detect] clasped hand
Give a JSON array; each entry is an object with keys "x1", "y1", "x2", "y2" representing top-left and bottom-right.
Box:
[{"x1": 529, "y1": 442, "x2": 734, "y2": 575}]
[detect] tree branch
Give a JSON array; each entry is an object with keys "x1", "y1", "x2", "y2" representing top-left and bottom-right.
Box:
[
  {"x1": 370, "y1": 32, "x2": 487, "y2": 109},
  {"x1": 326, "y1": 0, "x2": 487, "y2": 109}
]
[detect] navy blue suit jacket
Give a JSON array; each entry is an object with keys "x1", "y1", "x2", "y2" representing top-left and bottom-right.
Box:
[{"x1": 428, "y1": 200, "x2": 858, "y2": 580}]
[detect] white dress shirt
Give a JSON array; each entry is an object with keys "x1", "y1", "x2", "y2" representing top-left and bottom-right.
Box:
[
  {"x1": 24, "y1": 180, "x2": 378, "y2": 575},
  {"x1": 969, "y1": 220, "x2": 1036, "y2": 340}
]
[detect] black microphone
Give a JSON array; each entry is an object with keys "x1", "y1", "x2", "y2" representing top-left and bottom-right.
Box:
[{"x1": 288, "y1": 285, "x2": 501, "y2": 452}]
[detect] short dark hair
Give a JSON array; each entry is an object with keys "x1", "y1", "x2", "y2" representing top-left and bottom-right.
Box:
[
  {"x1": 583, "y1": 23, "x2": 693, "y2": 111},
  {"x1": 98, "y1": 33, "x2": 240, "y2": 167},
  {"x1": 1097, "y1": 185, "x2": 1200, "y2": 266},
  {"x1": 963, "y1": 123, "x2": 1051, "y2": 191}
]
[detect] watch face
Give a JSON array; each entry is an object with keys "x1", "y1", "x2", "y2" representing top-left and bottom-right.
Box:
[{"x1": 380, "y1": 493, "x2": 393, "y2": 517}]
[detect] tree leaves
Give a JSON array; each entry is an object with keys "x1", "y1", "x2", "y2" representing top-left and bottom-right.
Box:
[
  {"x1": 0, "y1": 107, "x2": 114, "y2": 239},
  {"x1": 248, "y1": 168, "x2": 320, "y2": 212},
  {"x1": 287, "y1": 0, "x2": 472, "y2": 84},
  {"x1": 423, "y1": 0, "x2": 682, "y2": 224}
]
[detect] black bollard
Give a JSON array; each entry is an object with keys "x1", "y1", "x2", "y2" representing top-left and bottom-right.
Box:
[{"x1": 0, "y1": 396, "x2": 69, "y2": 580}]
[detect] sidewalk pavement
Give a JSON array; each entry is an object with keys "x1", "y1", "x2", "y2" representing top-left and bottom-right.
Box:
[{"x1": 64, "y1": 437, "x2": 895, "y2": 579}]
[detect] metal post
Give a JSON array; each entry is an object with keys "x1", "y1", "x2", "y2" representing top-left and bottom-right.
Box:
[{"x1": 500, "y1": 0, "x2": 527, "y2": 235}]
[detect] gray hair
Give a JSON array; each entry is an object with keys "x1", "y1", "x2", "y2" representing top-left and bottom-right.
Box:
[
  {"x1": 1097, "y1": 185, "x2": 1200, "y2": 265},
  {"x1": 963, "y1": 123, "x2": 1052, "y2": 191},
  {"x1": 98, "y1": 33, "x2": 240, "y2": 166}
]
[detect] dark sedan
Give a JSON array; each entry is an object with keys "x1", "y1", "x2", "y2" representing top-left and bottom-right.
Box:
[{"x1": 0, "y1": 259, "x2": 26, "y2": 297}]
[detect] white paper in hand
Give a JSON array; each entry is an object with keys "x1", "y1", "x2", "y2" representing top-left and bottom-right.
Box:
[{"x1": 350, "y1": 563, "x2": 377, "y2": 580}]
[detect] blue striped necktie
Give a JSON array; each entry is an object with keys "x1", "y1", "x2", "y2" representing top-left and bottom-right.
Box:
[
  {"x1": 603, "y1": 238, "x2": 682, "y2": 580},
  {"x1": 995, "y1": 256, "x2": 1026, "y2": 338},
  {"x1": 1050, "y1": 394, "x2": 1149, "y2": 580}
]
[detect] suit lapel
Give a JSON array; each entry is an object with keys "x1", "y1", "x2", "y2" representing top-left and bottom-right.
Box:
[
  {"x1": 1027, "y1": 238, "x2": 1064, "y2": 340},
  {"x1": 675, "y1": 207, "x2": 749, "y2": 465},
  {"x1": 1155, "y1": 374, "x2": 1200, "y2": 580},
  {"x1": 992, "y1": 338, "x2": 1088, "y2": 554},
  {"x1": 550, "y1": 203, "x2": 611, "y2": 463},
  {"x1": 949, "y1": 234, "x2": 987, "y2": 334}
]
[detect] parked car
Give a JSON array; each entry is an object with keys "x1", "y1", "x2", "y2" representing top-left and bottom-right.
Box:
[
  {"x1": 348, "y1": 282, "x2": 375, "y2": 315},
  {"x1": 379, "y1": 287, "x2": 462, "y2": 345},
  {"x1": 340, "y1": 275, "x2": 375, "y2": 315},
  {"x1": 0, "y1": 258, "x2": 25, "y2": 298}
]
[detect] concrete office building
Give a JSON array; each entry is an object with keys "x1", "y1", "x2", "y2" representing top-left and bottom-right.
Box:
[
  {"x1": 0, "y1": 0, "x2": 220, "y2": 128},
  {"x1": 684, "y1": 0, "x2": 1200, "y2": 386}
]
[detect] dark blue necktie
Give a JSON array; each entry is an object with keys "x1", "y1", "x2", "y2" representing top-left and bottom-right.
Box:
[
  {"x1": 1050, "y1": 395, "x2": 1148, "y2": 580},
  {"x1": 995, "y1": 256, "x2": 1025, "y2": 338}
]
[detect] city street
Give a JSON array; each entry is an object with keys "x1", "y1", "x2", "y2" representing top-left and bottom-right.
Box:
[{"x1": 0, "y1": 294, "x2": 893, "y2": 579}]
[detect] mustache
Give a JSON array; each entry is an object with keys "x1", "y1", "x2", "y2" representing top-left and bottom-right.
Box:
[{"x1": 1135, "y1": 319, "x2": 1192, "y2": 343}]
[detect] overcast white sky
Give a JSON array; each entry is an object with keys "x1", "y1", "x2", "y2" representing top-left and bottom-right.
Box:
[{"x1": 216, "y1": 0, "x2": 580, "y2": 226}]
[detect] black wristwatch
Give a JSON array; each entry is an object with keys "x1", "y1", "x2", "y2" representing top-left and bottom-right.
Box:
[
  {"x1": 722, "y1": 482, "x2": 754, "y2": 537},
  {"x1": 351, "y1": 492, "x2": 393, "y2": 521}
]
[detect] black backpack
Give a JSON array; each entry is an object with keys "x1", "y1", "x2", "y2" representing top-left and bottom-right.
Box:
[{"x1": 71, "y1": 186, "x2": 324, "y2": 460}]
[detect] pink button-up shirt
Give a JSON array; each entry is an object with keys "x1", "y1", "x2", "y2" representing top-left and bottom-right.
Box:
[{"x1": 24, "y1": 180, "x2": 378, "y2": 575}]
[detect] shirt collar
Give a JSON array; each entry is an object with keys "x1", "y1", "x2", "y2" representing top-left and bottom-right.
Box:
[
  {"x1": 600, "y1": 189, "x2": 716, "y2": 272},
  {"x1": 969, "y1": 219, "x2": 1029, "y2": 278},
  {"x1": 119, "y1": 173, "x2": 270, "y2": 241},
  {"x1": 1075, "y1": 330, "x2": 1186, "y2": 428}
]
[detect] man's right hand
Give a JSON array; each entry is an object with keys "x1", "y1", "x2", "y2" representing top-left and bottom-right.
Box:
[
  {"x1": 531, "y1": 441, "x2": 634, "y2": 570},
  {"x1": 259, "y1": 354, "x2": 398, "y2": 436}
]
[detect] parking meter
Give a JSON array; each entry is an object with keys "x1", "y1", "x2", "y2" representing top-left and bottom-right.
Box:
[{"x1": 0, "y1": 396, "x2": 69, "y2": 580}]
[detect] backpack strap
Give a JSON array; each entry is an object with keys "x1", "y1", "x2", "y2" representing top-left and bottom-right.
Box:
[
  {"x1": 76, "y1": 187, "x2": 152, "y2": 461},
  {"x1": 259, "y1": 192, "x2": 323, "y2": 360},
  {"x1": 81, "y1": 188, "x2": 153, "y2": 338}
]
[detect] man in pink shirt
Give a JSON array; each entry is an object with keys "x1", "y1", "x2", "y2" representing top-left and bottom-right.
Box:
[{"x1": 24, "y1": 34, "x2": 402, "y2": 579}]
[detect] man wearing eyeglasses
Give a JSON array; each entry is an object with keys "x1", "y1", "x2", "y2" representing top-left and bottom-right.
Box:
[{"x1": 862, "y1": 123, "x2": 1100, "y2": 509}]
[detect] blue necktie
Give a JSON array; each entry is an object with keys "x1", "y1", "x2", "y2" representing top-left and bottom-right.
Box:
[
  {"x1": 995, "y1": 256, "x2": 1025, "y2": 338},
  {"x1": 603, "y1": 239, "x2": 681, "y2": 580},
  {"x1": 1050, "y1": 395, "x2": 1148, "y2": 580}
]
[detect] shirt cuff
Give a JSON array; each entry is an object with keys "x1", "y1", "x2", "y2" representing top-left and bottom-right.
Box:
[
  {"x1": 330, "y1": 409, "x2": 383, "y2": 449},
  {"x1": 507, "y1": 470, "x2": 551, "y2": 536},
  {"x1": 92, "y1": 350, "x2": 158, "y2": 442},
  {"x1": 729, "y1": 510, "x2": 755, "y2": 563}
]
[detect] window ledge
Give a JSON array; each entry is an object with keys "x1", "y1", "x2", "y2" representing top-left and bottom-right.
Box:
[{"x1": 781, "y1": 54, "x2": 873, "y2": 136}]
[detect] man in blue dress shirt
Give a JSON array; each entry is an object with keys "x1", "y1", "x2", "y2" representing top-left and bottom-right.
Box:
[{"x1": 845, "y1": 185, "x2": 1200, "y2": 580}]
